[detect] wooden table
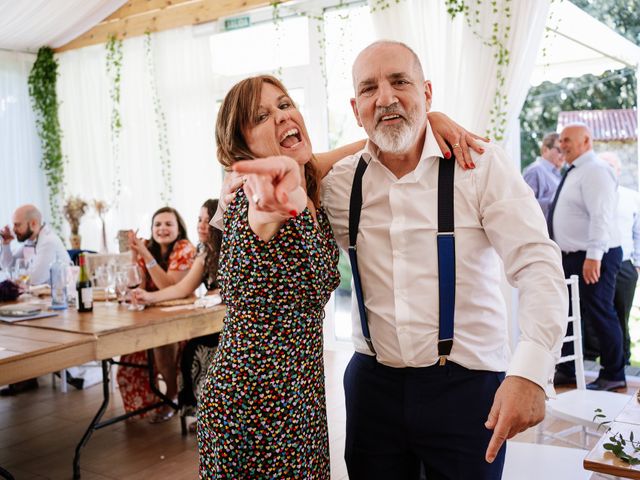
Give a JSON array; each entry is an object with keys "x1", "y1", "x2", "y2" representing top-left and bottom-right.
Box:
[
  {"x1": 0, "y1": 301, "x2": 225, "y2": 479},
  {"x1": 0, "y1": 323, "x2": 95, "y2": 385},
  {"x1": 584, "y1": 395, "x2": 640, "y2": 478}
]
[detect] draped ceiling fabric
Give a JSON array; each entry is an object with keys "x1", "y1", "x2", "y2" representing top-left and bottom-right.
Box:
[{"x1": 0, "y1": 0, "x2": 127, "y2": 52}]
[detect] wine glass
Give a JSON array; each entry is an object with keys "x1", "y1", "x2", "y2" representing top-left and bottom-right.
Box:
[
  {"x1": 115, "y1": 270, "x2": 129, "y2": 304},
  {"x1": 123, "y1": 264, "x2": 144, "y2": 311},
  {"x1": 96, "y1": 265, "x2": 115, "y2": 304},
  {"x1": 12, "y1": 259, "x2": 30, "y2": 292}
]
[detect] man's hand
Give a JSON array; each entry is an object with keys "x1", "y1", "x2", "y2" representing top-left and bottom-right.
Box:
[
  {"x1": 484, "y1": 376, "x2": 545, "y2": 463},
  {"x1": 0, "y1": 225, "x2": 14, "y2": 245},
  {"x1": 232, "y1": 156, "x2": 306, "y2": 217},
  {"x1": 583, "y1": 259, "x2": 601, "y2": 284}
]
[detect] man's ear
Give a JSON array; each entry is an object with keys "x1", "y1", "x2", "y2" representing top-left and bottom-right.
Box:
[
  {"x1": 350, "y1": 98, "x2": 363, "y2": 127},
  {"x1": 424, "y1": 80, "x2": 433, "y2": 111}
]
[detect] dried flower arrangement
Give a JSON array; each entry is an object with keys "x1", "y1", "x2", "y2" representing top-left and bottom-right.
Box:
[{"x1": 64, "y1": 196, "x2": 88, "y2": 235}]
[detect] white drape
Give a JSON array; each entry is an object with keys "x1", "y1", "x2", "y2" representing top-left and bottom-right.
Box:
[
  {"x1": 0, "y1": 0, "x2": 127, "y2": 52},
  {"x1": 370, "y1": 0, "x2": 550, "y2": 165},
  {"x1": 57, "y1": 28, "x2": 221, "y2": 251},
  {"x1": 0, "y1": 50, "x2": 48, "y2": 227}
]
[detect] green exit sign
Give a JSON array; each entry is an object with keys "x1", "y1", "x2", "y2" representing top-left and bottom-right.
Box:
[{"x1": 224, "y1": 16, "x2": 251, "y2": 31}]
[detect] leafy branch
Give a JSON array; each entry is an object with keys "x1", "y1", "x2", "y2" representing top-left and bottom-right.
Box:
[
  {"x1": 27, "y1": 47, "x2": 65, "y2": 234},
  {"x1": 594, "y1": 408, "x2": 640, "y2": 465}
]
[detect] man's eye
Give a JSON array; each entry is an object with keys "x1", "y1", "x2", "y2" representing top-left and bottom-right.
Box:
[{"x1": 360, "y1": 86, "x2": 375, "y2": 96}]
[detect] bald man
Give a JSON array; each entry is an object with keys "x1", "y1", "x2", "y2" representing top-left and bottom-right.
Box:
[
  {"x1": 0, "y1": 205, "x2": 71, "y2": 285},
  {"x1": 549, "y1": 125, "x2": 624, "y2": 391}
]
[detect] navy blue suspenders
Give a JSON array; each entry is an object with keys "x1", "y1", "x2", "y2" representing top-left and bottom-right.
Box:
[{"x1": 347, "y1": 153, "x2": 456, "y2": 364}]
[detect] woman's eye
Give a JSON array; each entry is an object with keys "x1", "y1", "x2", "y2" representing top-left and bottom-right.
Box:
[
  {"x1": 279, "y1": 102, "x2": 291, "y2": 109},
  {"x1": 257, "y1": 113, "x2": 268, "y2": 122}
]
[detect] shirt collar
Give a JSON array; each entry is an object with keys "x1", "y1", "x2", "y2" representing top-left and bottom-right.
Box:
[
  {"x1": 570, "y1": 149, "x2": 596, "y2": 168},
  {"x1": 537, "y1": 156, "x2": 559, "y2": 173}
]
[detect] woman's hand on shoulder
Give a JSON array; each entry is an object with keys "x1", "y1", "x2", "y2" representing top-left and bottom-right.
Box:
[{"x1": 427, "y1": 112, "x2": 489, "y2": 170}]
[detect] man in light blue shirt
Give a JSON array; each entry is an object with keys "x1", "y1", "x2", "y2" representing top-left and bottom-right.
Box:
[
  {"x1": 601, "y1": 151, "x2": 640, "y2": 365},
  {"x1": 522, "y1": 132, "x2": 563, "y2": 219},
  {"x1": 550, "y1": 124, "x2": 624, "y2": 391}
]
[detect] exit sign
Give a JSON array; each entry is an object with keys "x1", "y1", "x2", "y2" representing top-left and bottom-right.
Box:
[{"x1": 224, "y1": 16, "x2": 251, "y2": 31}]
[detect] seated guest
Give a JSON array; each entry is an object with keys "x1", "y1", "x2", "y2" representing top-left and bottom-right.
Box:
[
  {"x1": 117, "y1": 206, "x2": 196, "y2": 423},
  {"x1": 0, "y1": 204, "x2": 71, "y2": 285},
  {"x1": 0, "y1": 204, "x2": 71, "y2": 396},
  {"x1": 134, "y1": 199, "x2": 221, "y2": 432}
]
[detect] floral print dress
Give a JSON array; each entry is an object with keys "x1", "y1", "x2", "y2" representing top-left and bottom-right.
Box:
[{"x1": 197, "y1": 190, "x2": 339, "y2": 479}]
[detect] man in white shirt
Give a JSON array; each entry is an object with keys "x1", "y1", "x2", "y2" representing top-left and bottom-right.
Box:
[
  {"x1": 234, "y1": 41, "x2": 567, "y2": 480},
  {"x1": 600, "y1": 151, "x2": 640, "y2": 366},
  {"x1": 549, "y1": 125, "x2": 624, "y2": 392},
  {"x1": 0, "y1": 204, "x2": 71, "y2": 285}
]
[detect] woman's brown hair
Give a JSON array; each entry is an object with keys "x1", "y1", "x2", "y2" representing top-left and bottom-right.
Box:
[
  {"x1": 200, "y1": 198, "x2": 221, "y2": 289},
  {"x1": 215, "y1": 75, "x2": 320, "y2": 207}
]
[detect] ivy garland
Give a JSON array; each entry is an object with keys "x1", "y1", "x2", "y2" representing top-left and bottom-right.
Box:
[
  {"x1": 144, "y1": 31, "x2": 173, "y2": 205},
  {"x1": 445, "y1": 0, "x2": 513, "y2": 141},
  {"x1": 106, "y1": 35, "x2": 123, "y2": 206},
  {"x1": 27, "y1": 47, "x2": 65, "y2": 234}
]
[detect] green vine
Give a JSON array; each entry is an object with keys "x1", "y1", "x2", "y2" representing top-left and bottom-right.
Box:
[
  {"x1": 144, "y1": 31, "x2": 173, "y2": 205},
  {"x1": 106, "y1": 35, "x2": 123, "y2": 206},
  {"x1": 27, "y1": 47, "x2": 65, "y2": 234},
  {"x1": 271, "y1": 2, "x2": 284, "y2": 79},
  {"x1": 446, "y1": 0, "x2": 512, "y2": 141},
  {"x1": 369, "y1": 0, "x2": 403, "y2": 12},
  {"x1": 594, "y1": 408, "x2": 640, "y2": 465}
]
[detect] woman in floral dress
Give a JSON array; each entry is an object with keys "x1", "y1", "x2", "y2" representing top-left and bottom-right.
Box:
[{"x1": 197, "y1": 76, "x2": 340, "y2": 479}]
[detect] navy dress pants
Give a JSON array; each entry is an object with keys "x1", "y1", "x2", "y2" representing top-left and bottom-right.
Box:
[
  {"x1": 615, "y1": 260, "x2": 638, "y2": 364},
  {"x1": 559, "y1": 247, "x2": 624, "y2": 381},
  {"x1": 344, "y1": 352, "x2": 505, "y2": 480}
]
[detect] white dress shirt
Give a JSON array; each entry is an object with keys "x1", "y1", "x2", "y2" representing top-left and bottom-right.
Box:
[
  {"x1": 552, "y1": 150, "x2": 620, "y2": 259},
  {"x1": 617, "y1": 186, "x2": 640, "y2": 265},
  {"x1": 0, "y1": 224, "x2": 71, "y2": 285},
  {"x1": 322, "y1": 124, "x2": 568, "y2": 397}
]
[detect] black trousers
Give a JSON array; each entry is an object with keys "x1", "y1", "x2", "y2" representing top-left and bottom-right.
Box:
[
  {"x1": 559, "y1": 248, "x2": 624, "y2": 381},
  {"x1": 178, "y1": 333, "x2": 219, "y2": 410},
  {"x1": 615, "y1": 260, "x2": 638, "y2": 364},
  {"x1": 344, "y1": 353, "x2": 505, "y2": 480}
]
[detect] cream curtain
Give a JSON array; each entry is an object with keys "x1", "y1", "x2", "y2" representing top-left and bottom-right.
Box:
[
  {"x1": 0, "y1": 50, "x2": 48, "y2": 228},
  {"x1": 57, "y1": 28, "x2": 221, "y2": 251},
  {"x1": 370, "y1": 0, "x2": 551, "y2": 165}
]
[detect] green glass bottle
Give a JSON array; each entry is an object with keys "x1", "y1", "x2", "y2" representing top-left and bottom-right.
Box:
[{"x1": 76, "y1": 253, "x2": 93, "y2": 312}]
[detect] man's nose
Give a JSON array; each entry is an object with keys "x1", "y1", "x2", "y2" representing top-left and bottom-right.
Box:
[{"x1": 376, "y1": 82, "x2": 397, "y2": 107}]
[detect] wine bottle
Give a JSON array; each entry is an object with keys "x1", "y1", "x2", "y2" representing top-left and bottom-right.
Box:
[{"x1": 76, "y1": 253, "x2": 93, "y2": 312}]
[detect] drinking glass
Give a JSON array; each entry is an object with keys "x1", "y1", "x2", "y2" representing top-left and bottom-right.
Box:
[
  {"x1": 12, "y1": 259, "x2": 30, "y2": 292},
  {"x1": 123, "y1": 264, "x2": 144, "y2": 311},
  {"x1": 95, "y1": 265, "x2": 115, "y2": 304},
  {"x1": 194, "y1": 283, "x2": 208, "y2": 308},
  {"x1": 115, "y1": 270, "x2": 129, "y2": 304}
]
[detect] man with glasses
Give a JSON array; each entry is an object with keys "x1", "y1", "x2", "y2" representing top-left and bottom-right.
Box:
[{"x1": 522, "y1": 132, "x2": 564, "y2": 220}]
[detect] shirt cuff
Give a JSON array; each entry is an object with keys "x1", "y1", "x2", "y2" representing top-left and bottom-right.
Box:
[
  {"x1": 586, "y1": 248, "x2": 604, "y2": 260},
  {"x1": 507, "y1": 341, "x2": 557, "y2": 399}
]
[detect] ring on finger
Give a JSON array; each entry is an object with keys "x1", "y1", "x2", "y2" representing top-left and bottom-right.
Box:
[
  {"x1": 452, "y1": 143, "x2": 461, "y2": 149},
  {"x1": 252, "y1": 194, "x2": 261, "y2": 206}
]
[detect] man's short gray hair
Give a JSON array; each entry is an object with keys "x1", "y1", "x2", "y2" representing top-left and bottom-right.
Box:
[{"x1": 353, "y1": 40, "x2": 425, "y2": 82}]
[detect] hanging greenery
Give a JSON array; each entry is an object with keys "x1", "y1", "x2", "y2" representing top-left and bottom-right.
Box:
[
  {"x1": 27, "y1": 47, "x2": 65, "y2": 234},
  {"x1": 144, "y1": 31, "x2": 173, "y2": 205},
  {"x1": 369, "y1": 0, "x2": 403, "y2": 12},
  {"x1": 106, "y1": 34, "x2": 123, "y2": 206},
  {"x1": 445, "y1": 0, "x2": 513, "y2": 141}
]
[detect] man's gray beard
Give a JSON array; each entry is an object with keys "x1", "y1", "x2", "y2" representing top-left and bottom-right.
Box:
[{"x1": 371, "y1": 111, "x2": 425, "y2": 154}]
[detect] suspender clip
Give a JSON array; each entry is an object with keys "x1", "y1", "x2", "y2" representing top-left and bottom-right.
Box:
[
  {"x1": 439, "y1": 356, "x2": 447, "y2": 366},
  {"x1": 364, "y1": 338, "x2": 376, "y2": 355}
]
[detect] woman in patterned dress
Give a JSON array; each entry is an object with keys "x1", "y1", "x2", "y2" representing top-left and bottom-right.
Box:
[
  {"x1": 118, "y1": 206, "x2": 196, "y2": 423},
  {"x1": 197, "y1": 75, "x2": 343, "y2": 479}
]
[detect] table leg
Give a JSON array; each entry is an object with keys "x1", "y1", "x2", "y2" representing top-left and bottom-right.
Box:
[{"x1": 72, "y1": 350, "x2": 180, "y2": 478}]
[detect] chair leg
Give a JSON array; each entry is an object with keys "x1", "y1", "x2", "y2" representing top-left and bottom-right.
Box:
[{"x1": 61, "y1": 369, "x2": 68, "y2": 393}]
